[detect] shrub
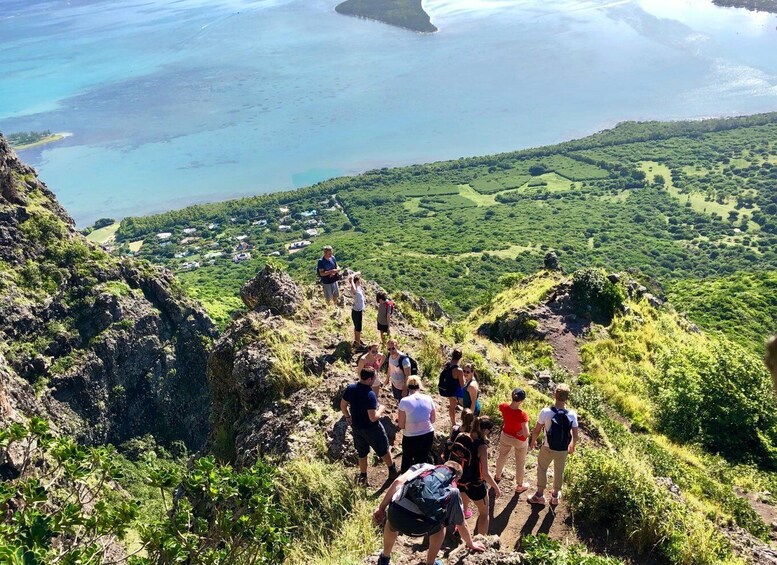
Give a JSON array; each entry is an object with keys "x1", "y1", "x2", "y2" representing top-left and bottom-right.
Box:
[
  {"x1": 522, "y1": 534, "x2": 624, "y2": 564},
  {"x1": 570, "y1": 269, "x2": 625, "y2": 324}
]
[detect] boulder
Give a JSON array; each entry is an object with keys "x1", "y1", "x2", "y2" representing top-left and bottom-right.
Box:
[
  {"x1": 240, "y1": 264, "x2": 303, "y2": 317},
  {"x1": 544, "y1": 251, "x2": 560, "y2": 271},
  {"x1": 478, "y1": 308, "x2": 542, "y2": 343}
]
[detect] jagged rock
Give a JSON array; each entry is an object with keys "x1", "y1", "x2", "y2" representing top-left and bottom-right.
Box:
[
  {"x1": 544, "y1": 251, "x2": 560, "y2": 271},
  {"x1": 478, "y1": 308, "x2": 543, "y2": 343},
  {"x1": 240, "y1": 264, "x2": 303, "y2": 316},
  {"x1": 0, "y1": 136, "x2": 217, "y2": 450},
  {"x1": 607, "y1": 273, "x2": 621, "y2": 284},
  {"x1": 365, "y1": 536, "x2": 521, "y2": 565},
  {"x1": 644, "y1": 293, "x2": 664, "y2": 309},
  {"x1": 398, "y1": 291, "x2": 450, "y2": 321},
  {"x1": 723, "y1": 523, "x2": 777, "y2": 564}
]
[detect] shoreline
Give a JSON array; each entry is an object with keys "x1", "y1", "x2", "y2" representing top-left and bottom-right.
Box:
[{"x1": 13, "y1": 132, "x2": 72, "y2": 151}]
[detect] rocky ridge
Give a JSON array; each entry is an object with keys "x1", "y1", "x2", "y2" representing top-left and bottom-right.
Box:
[{"x1": 0, "y1": 135, "x2": 217, "y2": 449}]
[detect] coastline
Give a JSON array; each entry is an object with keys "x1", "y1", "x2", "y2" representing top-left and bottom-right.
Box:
[{"x1": 13, "y1": 132, "x2": 72, "y2": 151}]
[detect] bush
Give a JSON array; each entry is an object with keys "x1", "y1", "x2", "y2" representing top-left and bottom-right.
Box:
[
  {"x1": 570, "y1": 269, "x2": 625, "y2": 324},
  {"x1": 522, "y1": 534, "x2": 624, "y2": 564}
]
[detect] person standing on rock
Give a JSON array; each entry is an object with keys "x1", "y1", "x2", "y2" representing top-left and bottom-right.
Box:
[
  {"x1": 372, "y1": 461, "x2": 485, "y2": 565},
  {"x1": 494, "y1": 388, "x2": 530, "y2": 494},
  {"x1": 341, "y1": 367, "x2": 398, "y2": 485},
  {"x1": 357, "y1": 344, "x2": 385, "y2": 397},
  {"x1": 528, "y1": 383, "x2": 579, "y2": 507},
  {"x1": 385, "y1": 339, "x2": 412, "y2": 402},
  {"x1": 438, "y1": 349, "x2": 466, "y2": 428},
  {"x1": 376, "y1": 291, "x2": 393, "y2": 345},
  {"x1": 317, "y1": 245, "x2": 340, "y2": 305},
  {"x1": 349, "y1": 272, "x2": 365, "y2": 348},
  {"x1": 398, "y1": 376, "x2": 436, "y2": 472}
]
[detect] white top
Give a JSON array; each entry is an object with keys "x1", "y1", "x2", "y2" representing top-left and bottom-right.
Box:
[
  {"x1": 399, "y1": 393, "x2": 435, "y2": 437},
  {"x1": 537, "y1": 406, "x2": 579, "y2": 448},
  {"x1": 352, "y1": 286, "x2": 365, "y2": 311},
  {"x1": 389, "y1": 353, "x2": 411, "y2": 389}
]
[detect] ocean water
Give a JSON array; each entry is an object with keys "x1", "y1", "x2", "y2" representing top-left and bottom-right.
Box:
[{"x1": 1, "y1": 0, "x2": 776, "y2": 225}]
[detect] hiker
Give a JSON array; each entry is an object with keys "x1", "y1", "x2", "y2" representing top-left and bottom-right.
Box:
[
  {"x1": 448, "y1": 416, "x2": 500, "y2": 535},
  {"x1": 349, "y1": 272, "x2": 365, "y2": 348},
  {"x1": 442, "y1": 408, "x2": 473, "y2": 463},
  {"x1": 357, "y1": 344, "x2": 385, "y2": 397},
  {"x1": 373, "y1": 461, "x2": 486, "y2": 565},
  {"x1": 438, "y1": 349, "x2": 465, "y2": 427},
  {"x1": 398, "y1": 376, "x2": 436, "y2": 472},
  {"x1": 341, "y1": 367, "x2": 398, "y2": 485},
  {"x1": 461, "y1": 363, "x2": 481, "y2": 417},
  {"x1": 317, "y1": 245, "x2": 340, "y2": 304},
  {"x1": 494, "y1": 388, "x2": 530, "y2": 494},
  {"x1": 385, "y1": 339, "x2": 412, "y2": 401},
  {"x1": 768, "y1": 334, "x2": 777, "y2": 394},
  {"x1": 376, "y1": 291, "x2": 393, "y2": 344},
  {"x1": 528, "y1": 383, "x2": 579, "y2": 506}
]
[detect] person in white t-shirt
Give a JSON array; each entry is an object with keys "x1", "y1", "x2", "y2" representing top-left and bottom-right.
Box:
[
  {"x1": 349, "y1": 273, "x2": 365, "y2": 348},
  {"x1": 527, "y1": 383, "x2": 579, "y2": 506},
  {"x1": 398, "y1": 376, "x2": 436, "y2": 472}
]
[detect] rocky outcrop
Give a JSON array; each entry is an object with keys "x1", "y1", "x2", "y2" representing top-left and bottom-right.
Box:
[
  {"x1": 398, "y1": 291, "x2": 449, "y2": 322},
  {"x1": 544, "y1": 251, "x2": 560, "y2": 271},
  {"x1": 240, "y1": 264, "x2": 303, "y2": 316},
  {"x1": 478, "y1": 308, "x2": 543, "y2": 343},
  {"x1": 365, "y1": 536, "x2": 522, "y2": 565},
  {"x1": 0, "y1": 135, "x2": 217, "y2": 449}
]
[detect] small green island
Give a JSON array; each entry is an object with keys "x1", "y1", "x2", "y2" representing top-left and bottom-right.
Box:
[
  {"x1": 712, "y1": 0, "x2": 777, "y2": 13},
  {"x1": 7, "y1": 130, "x2": 68, "y2": 150},
  {"x1": 335, "y1": 0, "x2": 437, "y2": 33}
]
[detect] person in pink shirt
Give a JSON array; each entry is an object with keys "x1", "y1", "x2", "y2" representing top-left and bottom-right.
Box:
[{"x1": 494, "y1": 388, "x2": 530, "y2": 494}]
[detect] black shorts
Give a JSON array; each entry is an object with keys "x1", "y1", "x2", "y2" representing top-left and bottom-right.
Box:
[
  {"x1": 391, "y1": 385, "x2": 404, "y2": 401},
  {"x1": 377, "y1": 322, "x2": 389, "y2": 333},
  {"x1": 459, "y1": 481, "x2": 488, "y2": 501},
  {"x1": 352, "y1": 423, "x2": 389, "y2": 459},
  {"x1": 387, "y1": 502, "x2": 442, "y2": 536},
  {"x1": 351, "y1": 309, "x2": 363, "y2": 332}
]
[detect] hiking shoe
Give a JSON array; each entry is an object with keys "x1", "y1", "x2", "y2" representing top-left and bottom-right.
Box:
[
  {"x1": 356, "y1": 474, "x2": 368, "y2": 486},
  {"x1": 550, "y1": 491, "x2": 561, "y2": 506},
  {"x1": 377, "y1": 553, "x2": 390, "y2": 565},
  {"x1": 515, "y1": 483, "x2": 530, "y2": 494},
  {"x1": 527, "y1": 493, "x2": 546, "y2": 505}
]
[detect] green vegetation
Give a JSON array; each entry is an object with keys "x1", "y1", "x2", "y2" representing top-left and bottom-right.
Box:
[
  {"x1": 335, "y1": 0, "x2": 437, "y2": 33},
  {"x1": 570, "y1": 268, "x2": 625, "y2": 324},
  {"x1": 7, "y1": 131, "x2": 65, "y2": 150},
  {"x1": 712, "y1": 0, "x2": 777, "y2": 14}
]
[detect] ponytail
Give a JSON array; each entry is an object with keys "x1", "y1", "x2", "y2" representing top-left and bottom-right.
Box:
[{"x1": 460, "y1": 409, "x2": 475, "y2": 433}]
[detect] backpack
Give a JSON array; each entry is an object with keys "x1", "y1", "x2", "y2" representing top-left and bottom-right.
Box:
[
  {"x1": 402, "y1": 466, "x2": 456, "y2": 522},
  {"x1": 546, "y1": 407, "x2": 573, "y2": 451},
  {"x1": 442, "y1": 425, "x2": 462, "y2": 462},
  {"x1": 438, "y1": 363, "x2": 457, "y2": 396},
  {"x1": 446, "y1": 433, "x2": 475, "y2": 482},
  {"x1": 398, "y1": 354, "x2": 419, "y2": 376},
  {"x1": 386, "y1": 299, "x2": 395, "y2": 316}
]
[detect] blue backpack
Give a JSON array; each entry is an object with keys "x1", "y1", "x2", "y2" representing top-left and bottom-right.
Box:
[{"x1": 403, "y1": 466, "x2": 456, "y2": 521}]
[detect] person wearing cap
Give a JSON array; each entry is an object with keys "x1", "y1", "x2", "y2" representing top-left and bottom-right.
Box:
[
  {"x1": 494, "y1": 387, "x2": 531, "y2": 493},
  {"x1": 317, "y1": 245, "x2": 340, "y2": 304}
]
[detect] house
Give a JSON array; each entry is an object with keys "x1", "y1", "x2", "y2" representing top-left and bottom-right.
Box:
[
  {"x1": 267, "y1": 251, "x2": 281, "y2": 257},
  {"x1": 289, "y1": 240, "x2": 312, "y2": 250},
  {"x1": 235, "y1": 241, "x2": 250, "y2": 251},
  {"x1": 182, "y1": 227, "x2": 197, "y2": 235},
  {"x1": 208, "y1": 223, "x2": 219, "y2": 230},
  {"x1": 252, "y1": 219, "x2": 267, "y2": 226},
  {"x1": 233, "y1": 252, "x2": 252, "y2": 263},
  {"x1": 204, "y1": 251, "x2": 223, "y2": 259},
  {"x1": 156, "y1": 232, "x2": 172, "y2": 240},
  {"x1": 180, "y1": 261, "x2": 200, "y2": 271},
  {"x1": 279, "y1": 206, "x2": 289, "y2": 213},
  {"x1": 235, "y1": 235, "x2": 248, "y2": 241},
  {"x1": 278, "y1": 225, "x2": 291, "y2": 232},
  {"x1": 305, "y1": 229, "x2": 319, "y2": 237},
  {"x1": 300, "y1": 210, "x2": 317, "y2": 217},
  {"x1": 180, "y1": 237, "x2": 199, "y2": 245},
  {"x1": 174, "y1": 251, "x2": 189, "y2": 259},
  {"x1": 306, "y1": 219, "x2": 318, "y2": 226}
]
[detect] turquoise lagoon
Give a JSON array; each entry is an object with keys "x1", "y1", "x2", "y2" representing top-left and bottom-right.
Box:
[{"x1": 1, "y1": 0, "x2": 776, "y2": 224}]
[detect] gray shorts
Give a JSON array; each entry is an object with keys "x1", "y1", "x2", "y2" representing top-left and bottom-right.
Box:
[
  {"x1": 322, "y1": 282, "x2": 339, "y2": 301},
  {"x1": 352, "y1": 423, "x2": 389, "y2": 458}
]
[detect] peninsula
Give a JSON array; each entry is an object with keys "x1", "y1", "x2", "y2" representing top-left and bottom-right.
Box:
[
  {"x1": 8, "y1": 130, "x2": 69, "y2": 150},
  {"x1": 335, "y1": 0, "x2": 437, "y2": 33}
]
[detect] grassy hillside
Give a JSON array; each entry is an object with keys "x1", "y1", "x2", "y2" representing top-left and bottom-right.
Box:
[{"x1": 113, "y1": 114, "x2": 777, "y2": 349}]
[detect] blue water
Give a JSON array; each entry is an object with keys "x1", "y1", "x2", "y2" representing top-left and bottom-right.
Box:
[{"x1": 1, "y1": 0, "x2": 776, "y2": 225}]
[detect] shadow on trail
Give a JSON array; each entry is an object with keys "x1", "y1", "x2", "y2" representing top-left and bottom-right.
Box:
[{"x1": 490, "y1": 492, "x2": 520, "y2": 536}]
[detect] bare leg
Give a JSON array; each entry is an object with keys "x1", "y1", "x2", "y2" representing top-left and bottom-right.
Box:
[
  {"x1": 474, "y1": 494, "x2": 490, "y2": 535},
  {"x1": 381, "y1": 452, "x2": 394, "y2": 467},
  {"x1": 448, "y1": 397, "x2": 457, "y2": 427},
  {"x1": 425, "y1": 528, "x2": 446, "y2": 565},
  {"x1": 382, "y1": 521, "x2": 399, "y2": 559},
  {"x1": 358, "y1": 456, "x2": 368, "y2": 474}
]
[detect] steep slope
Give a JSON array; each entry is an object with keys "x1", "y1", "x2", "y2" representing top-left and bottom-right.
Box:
[{"x1": 0, "y1": 135, "x2": 217, "y2": 449}]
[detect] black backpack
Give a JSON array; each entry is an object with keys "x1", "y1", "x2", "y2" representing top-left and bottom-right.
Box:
[
  {"x1": 546, "y1": 407, "x2": 573, "y2": 451},
  {"x1": 403, "y1": 466, "x2": 456, "y2": 522},
  {"x1": 399, "y1": 354, "x2": 419, "y2": 376},
  {"x1": 438, "y1": 363, "x2": 457, "y2": 396},
  {"x1": 446, "y1": 433, "x2": 475, "y2": 482}
]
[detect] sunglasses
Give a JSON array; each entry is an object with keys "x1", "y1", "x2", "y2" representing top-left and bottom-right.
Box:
[
  {"x1": 408, "y1": 384, "x2": 420, "y2": 390},
  {"x1": 463, "y1": 370, "x2": 473, "y2": 374},
  {"x1": 388, "y1": 347, "x2": 397, "y2": 352}
]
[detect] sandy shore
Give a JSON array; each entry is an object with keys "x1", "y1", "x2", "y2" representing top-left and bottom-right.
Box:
[{"x1": 13, "y1": 132, "x2": 72, "y2": 150}]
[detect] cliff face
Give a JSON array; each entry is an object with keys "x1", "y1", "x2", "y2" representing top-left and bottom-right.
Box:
[{"x1": 0, "y1": 135, "x2": 217, "y2": 449}]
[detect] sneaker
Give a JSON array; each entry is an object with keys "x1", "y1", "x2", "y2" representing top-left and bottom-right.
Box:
[
  {"x1": 377, "y1": 553, "x2": 390, "y2": 565},
  {"x1": 550, "y1": 491, "x2": 561, "y2": 506},
  {"x1": 527, "y1": 493, "x2": 546, "y2": 505},
  {"x1": 464, "y1": 508, "x2": 474, "y2": 519},
  {"x1": 515, "y1": 483, "x2": 530, "y2": 494},
  {"x1": 356, "y1": 474, "x2": 368, "y2": 486}
]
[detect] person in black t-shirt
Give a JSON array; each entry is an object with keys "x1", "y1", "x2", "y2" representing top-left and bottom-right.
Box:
[
  {"x1": 317, "y1": 245, "x2": 340, "y2": 304},
  {"x1": 341, "y1": 367, "x2": 398, "y2": 484}
]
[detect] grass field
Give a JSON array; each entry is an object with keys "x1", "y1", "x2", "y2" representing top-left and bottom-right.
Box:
[{"x1": 86, "y1": 222, "x2": 120, "y2": 244}]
